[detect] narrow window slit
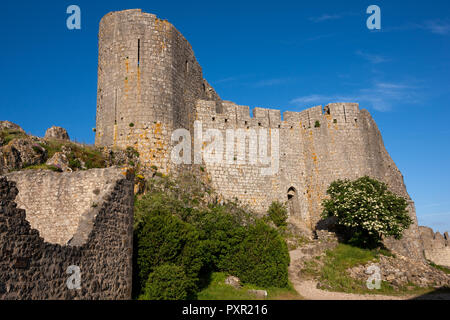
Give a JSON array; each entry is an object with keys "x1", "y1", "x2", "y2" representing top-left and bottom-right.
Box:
[{"x1": 137, "y1": 39, "x2": 140, "y2": 67}]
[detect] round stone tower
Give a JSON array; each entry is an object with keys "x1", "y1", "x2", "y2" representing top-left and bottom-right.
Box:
[{"x1": 95, "y1": 9, "x2": 219, "y2": 174}]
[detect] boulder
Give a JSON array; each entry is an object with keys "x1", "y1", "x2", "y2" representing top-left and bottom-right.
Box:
[
  {"x1": 44, "y1": 126, "x2": 70, "y2": 141},
  {"x1": 224, "y1": 276, "x2": 241, "y2": 289},
  {"x1": 247, "y1": 289, "x2": 267, "y2": 299},
  {"x1": 46, "y1": 152, "x2": 71, "y2": 172}
]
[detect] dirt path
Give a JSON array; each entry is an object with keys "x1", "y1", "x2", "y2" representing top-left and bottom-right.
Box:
[{"x1": 288, "y1": 248, "x2": 417, "y2": 300}]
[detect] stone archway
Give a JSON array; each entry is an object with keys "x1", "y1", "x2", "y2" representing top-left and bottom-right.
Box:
[{"x1": 287, "y1": 187, "x2": 300, "y2": 218}]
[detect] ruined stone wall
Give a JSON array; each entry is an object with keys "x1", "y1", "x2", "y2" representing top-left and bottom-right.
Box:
[
  {"x1": 0, "y1": 168, "x2": 134, "y2": 300},
  {"x1": 95, "y1": 9, "x2": 219, "y2": 175},
  {"x1": 420, "y1": 226, "x2": 450, "y2": 267}
]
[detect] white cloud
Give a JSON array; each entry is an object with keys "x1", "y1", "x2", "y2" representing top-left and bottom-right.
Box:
[
  {"x1": 356, "y1": 51, "x2": 390, "y2": 64},
  {"x1": 386, "y1": 19, "x2": 450, "y2": 36},
  {"x1": 423, "y1": 20, "x2": 450, "y2": 35},
  {"x1": 290, "y1": 81, "x2": 420, "y2": 112},
  {"x1": 309, "y1": 14, "x2": 342, "y2": 23},
  {"x1": 253, "y1": 78, "x2": 289, "y2": 87}
]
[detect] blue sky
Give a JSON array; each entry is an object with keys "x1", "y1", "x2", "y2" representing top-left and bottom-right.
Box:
[{"x1": 1, "y1": 0, "x2": 449, "y2": 233}]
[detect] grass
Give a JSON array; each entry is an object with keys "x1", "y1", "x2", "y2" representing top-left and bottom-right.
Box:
[
  {"x1": 310, "y1": 244, "x2": 438, "y2": 296},
  {"x1": 39, "y1": 139, "x2": 106, "y2": 170},
  {"x1": 196, "y1": 272, "x2": 302, "y2": 300},
  {"x1": 23, "y1": 164, "x2": 62, "y2": 172},
  {"x1": 428, "y1": 261, "x2": 450, "y2": 274},
  {"x1": 0, "y1": 129, "x2": 28, "y2": 145}
]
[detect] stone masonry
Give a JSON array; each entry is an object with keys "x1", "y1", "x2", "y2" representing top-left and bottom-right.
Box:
[
  {"x1": 420, "y1": 226, "x2": 450, "y2": 267},
  {"x1": 0, "y1": 167, "x2": 134, "y2": 299},
  {"x1": 95, "y1": 9, "x2": 424, "y2": 261}
]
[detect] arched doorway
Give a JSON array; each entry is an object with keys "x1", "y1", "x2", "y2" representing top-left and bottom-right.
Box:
[{"x1": 287, "y1": 187, "x2": 300, "y2": 218}]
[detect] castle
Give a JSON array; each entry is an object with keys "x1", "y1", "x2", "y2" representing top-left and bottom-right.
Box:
[
  {"x1": 95, "y1": 9, "x2": 424, "y2": 260},
  {"x1": 1, "y1": 8, "x2": 448, "y2": 301}
]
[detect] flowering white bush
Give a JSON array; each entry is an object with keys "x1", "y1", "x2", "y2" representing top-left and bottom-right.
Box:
[{"x1": 322, "y1": 176, "x2": 412, "y2": 248}]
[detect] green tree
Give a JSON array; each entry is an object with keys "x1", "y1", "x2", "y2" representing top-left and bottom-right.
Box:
[{"x1": 322, "y1": 176, "x2": 412, "y2": 248}]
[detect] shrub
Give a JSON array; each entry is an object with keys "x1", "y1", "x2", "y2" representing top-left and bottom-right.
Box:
[
  {"x1": 133, "y1": 174, "x2": 291, "y2": 298},
  {"x1": 134, "y1": 212, "x2": 203, "y2": 294},
  {"x1": 126, "y1": 146, "x2": 140, "y2": 158},
  {"x1": 140, "y1": 264, "x2": 191, "y2": 300},
  {"x1": 322, "y1": 176, "x2": 412, "y2": 248},
  {"x1": 225, "y1": 220, "x2": 290, "y2": 288},
  {"x1": 315, "y1": 120, "x2": 321, "y2": 128},
  {"x1": 267, "y1": 201, "x2": 288, "y2": 227}
]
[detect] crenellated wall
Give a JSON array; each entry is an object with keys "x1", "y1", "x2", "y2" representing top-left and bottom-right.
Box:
[
  {"x1": 195, "y1": 100, "x2": 424, "y2": 260},
  {"x1": 420, "y1": 227, "x2": 450, "y2": 267}
]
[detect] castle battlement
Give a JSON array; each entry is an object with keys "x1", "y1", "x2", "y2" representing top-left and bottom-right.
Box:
[{"x1": 196, "y1": 99, "x2": 361, "y2": 129}]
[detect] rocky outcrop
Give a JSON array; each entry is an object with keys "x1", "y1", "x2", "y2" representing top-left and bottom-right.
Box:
[
  {"x1": 0, "y1": 138, "x2": 47, "y2": 174},
  {"x1": 44, "y1": 126, "x2": 70, "y2": 141},
  {"x1": 0, "y1": 167, "x2": 134, "y2": 300},
  {"x1": 348, "y1": 254, "x2": 450, "y2": 289},
  {"x1": 419, "y1": 226, "x2": 450, "y2": 267},
  {"x1": 0, "y1": 121, "x2": 24, "y2": 132}
]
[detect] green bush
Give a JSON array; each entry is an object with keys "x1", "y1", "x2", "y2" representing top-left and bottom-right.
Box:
[
  {"x1": 267, "y1": 201, "x2": 288, "y2": 227},
  {"x1": 140, "y1": 264, "x2": 191, "y2": 300},
  {"x1": 134, "y1": 213, "x2": 203, "y2": 293},
  {"x1": 314, "y1": 120, "x2": 321, "y2": 128},
  {"x1": 322, "y1": 176, "x2": 412, "y2": 248},
  {"x1": 225, "y1": 220, "x2": 290, "y2": 288},
  {"x1": 133, "y1": 174, "x2": 291, "y2": 299}
]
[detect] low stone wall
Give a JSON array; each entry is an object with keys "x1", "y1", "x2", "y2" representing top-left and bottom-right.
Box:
[
  {"x1": 419, "y1": 226, "x2": 450, "y2": 268},
  {"x1": 0, "y1": 167, "x2": 134, "y2": 300}
]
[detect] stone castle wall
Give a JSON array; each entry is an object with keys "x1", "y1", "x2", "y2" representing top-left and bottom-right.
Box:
[
  {"x1": 420, "y1": 227, "x2": 450, "y2": 267},
  {"x1": 0, "y1": 168, "x2": 134, "y2": 299},
  {"x1": 95, "y1": 9, "x2": 219, "y2": 175},
  {"x1": 95, "y1": 9, "x2": 424, "y2": 260},
  {"x1": 196, "y1": 100, "x2": 424, "y2": 260}
]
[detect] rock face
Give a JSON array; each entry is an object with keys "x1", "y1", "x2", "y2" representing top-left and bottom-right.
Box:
[
  {"x1": 0, "y1": 167, "x2": 134, "y2": 300},
  {"x1": 419, "y1": 226, "x2": 450, "y2": 267},
  {"x1": 0, "y1": 139, "x2": 47, "y2": 174},
  {"x1": 44, "y1": 126, "x2": 70, "y2": 141}
]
